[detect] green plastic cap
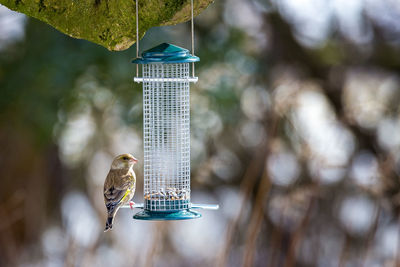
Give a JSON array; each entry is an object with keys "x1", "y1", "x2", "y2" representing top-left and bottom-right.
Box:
[{"x1": 132, "y1": 43, "x2": 199, "y2": 64}]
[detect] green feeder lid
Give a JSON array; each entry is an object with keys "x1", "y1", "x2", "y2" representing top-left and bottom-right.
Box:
[{"x1": 132, "y1": 43, "x2": 199, "y2": 64}]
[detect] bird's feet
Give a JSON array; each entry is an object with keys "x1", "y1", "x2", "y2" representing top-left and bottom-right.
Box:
[{"x1": 129, "y1": 201, "x2": 135, "y2": 210}]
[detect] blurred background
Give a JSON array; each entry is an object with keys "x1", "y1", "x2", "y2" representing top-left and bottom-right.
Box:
[{"x1": 1, "y1": 0, "x2": 400, "y2": 266}]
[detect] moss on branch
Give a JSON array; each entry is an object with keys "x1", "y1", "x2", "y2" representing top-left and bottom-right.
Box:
[{"x1": 0, "y1": 0, "x2": 213, "y2": 51}]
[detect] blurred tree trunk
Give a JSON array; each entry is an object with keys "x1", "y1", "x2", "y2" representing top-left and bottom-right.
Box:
[{"x1": 0, "y1": 119, "x2": 64, "y2": 265}]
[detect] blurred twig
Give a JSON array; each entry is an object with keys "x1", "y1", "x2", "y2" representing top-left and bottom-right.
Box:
[
  {"x1": 339, "y1": 234, "x2": 350, "y2": 267},
  {"x1": 283, "y1": 192, "x2": 316, "y2": 267},
  {"x1": 63, "y1": 239, "x2": 77, "y2": 267},
  {"x1": 397, "y1": 215, "x2": 400, "y2": 267},
  {"x1": 216, "y1": 143, "x2": 268, "y2": 267},
  {"x1": 362, "y1": 206, "x2": 380, "y2": 267},
  {"x1": 268, "y1": 221, "x2": 283, "y2": 267},
  {"x1": 241, "y1": 112, "x2": 278, "y2": 267},
  {"x1": 242, "y1": 169, "x2": 271, "y2": 267}
]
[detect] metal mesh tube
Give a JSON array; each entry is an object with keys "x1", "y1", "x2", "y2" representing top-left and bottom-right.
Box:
[{"x1": 142, "y1": 63, "x2": 190, "y2": 211}]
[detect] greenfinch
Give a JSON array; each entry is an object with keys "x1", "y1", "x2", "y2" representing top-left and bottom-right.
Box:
[{"x1": 103, "y1": 153, "x2": 138, "y2": 232}]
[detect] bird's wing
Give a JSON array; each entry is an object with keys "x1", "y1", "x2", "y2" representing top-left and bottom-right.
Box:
[
  {"x1": 104, "y1": 170, "x2": 135, "y2": 212},
  {"x1": 104, "y1": 186, "x2": 132, "y2": 210}
]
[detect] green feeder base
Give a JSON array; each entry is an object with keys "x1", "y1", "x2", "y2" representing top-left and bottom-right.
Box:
[{"x1": 133, "y1": 209, "x2": 201, "y2": 221}]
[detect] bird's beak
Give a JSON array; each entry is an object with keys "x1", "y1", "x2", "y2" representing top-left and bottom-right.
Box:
[{"x1": 131, "y1": 157, "x2": 138, "y2": 163}]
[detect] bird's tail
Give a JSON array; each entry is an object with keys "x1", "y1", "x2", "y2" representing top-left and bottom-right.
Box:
[{"x1": 104, "y1": 215, "x2": 114, "y2": 232}]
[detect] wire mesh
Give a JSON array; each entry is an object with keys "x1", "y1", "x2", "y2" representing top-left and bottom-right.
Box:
[{"x1": 142, "y1": 63, "x2": 191, "y2": 211}]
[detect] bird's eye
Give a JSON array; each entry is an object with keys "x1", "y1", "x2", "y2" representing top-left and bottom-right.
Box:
[{"x1": 122, "y1": 156, "x2": 128, "y2": 160}]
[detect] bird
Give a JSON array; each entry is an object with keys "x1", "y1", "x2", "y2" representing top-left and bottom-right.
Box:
[{"x1": 103, "y1": 153, "x2": 138, "y2": 232}]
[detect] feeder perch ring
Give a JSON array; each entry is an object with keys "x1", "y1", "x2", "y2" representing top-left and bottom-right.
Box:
[{"x1": 122, "y1": 203, "x2": 219, "y2": 221}]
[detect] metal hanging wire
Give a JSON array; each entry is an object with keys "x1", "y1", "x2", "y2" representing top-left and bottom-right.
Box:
[
  {"x1": 135, "y1": 0, "x2": 139, "y2": 78},
  {"x1": 191, "y1": 0, "x2": 195, "y2": 78},
  {"x1": 135, "y1": 0, "x2": 196, "y2": 79}
]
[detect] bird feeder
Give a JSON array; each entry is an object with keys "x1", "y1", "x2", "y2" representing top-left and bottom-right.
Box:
[
  {"x1": 131, "y1": 44, "x2": 196, "y2": 220},
  {"x1": 129, "y1": 0, "x2": 218, "y2": 221}
]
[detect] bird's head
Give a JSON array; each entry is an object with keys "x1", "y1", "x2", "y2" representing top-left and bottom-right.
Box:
[{"x1": 111, "y1": 153, "x2": 138, "y2": 170}]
